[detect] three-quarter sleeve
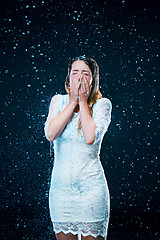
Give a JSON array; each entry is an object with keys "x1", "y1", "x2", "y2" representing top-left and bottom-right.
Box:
[
  {"x1": 92, "y1": 98, "x2": 112, "y2": 145},
  {"x1": 44, "y1": 94, "x2": 62, "y2": 141}
]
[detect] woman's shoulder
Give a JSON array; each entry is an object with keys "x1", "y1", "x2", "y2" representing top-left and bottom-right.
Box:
[
  {"x1": 93, "y1": 97, "x2": 112, "y2": 108},
  {"x1": 50, "y1": 94, "x2": 69, "y2": 107},
  {"x1": 51, "y1": 93, "x2": 68, "y2": 101}
]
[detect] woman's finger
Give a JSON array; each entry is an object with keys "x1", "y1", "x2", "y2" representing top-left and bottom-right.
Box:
[
  {"x1": 79, "y1": 81, "x2": 82, "y2": 91},
  {"x1": 85, "y1": 79, "x2": 90, "y2": 95},
  {"x1": 85, "y1": 78, "x2": 89, "y2": 90},
  {"x1": 81, "y1": 77, "x2": 84, "y2": 90},
  {"x1": 85, "y1": 78, "x2": 89, "y2": 87}
]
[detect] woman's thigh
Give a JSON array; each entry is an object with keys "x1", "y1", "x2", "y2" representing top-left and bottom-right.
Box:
[
  {"x1": 55, "y1": 231, "x2": 78, "y2": 240},
  {"x1": 81, "y1": 235, "x2": 106, "y2": 240}
]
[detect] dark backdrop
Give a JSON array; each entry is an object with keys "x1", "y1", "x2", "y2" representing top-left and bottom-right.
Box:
[{"x1": 0, "y1": 0, "x2": 160, "y2": 239}]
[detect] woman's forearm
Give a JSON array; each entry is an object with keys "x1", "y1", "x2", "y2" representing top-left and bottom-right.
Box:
[
  {"x1": 47, "y1": 100, "x2": 77, "y2": 141},
  {"x1": 79, "y1": 102, "x2": 96, "y2": 145}
]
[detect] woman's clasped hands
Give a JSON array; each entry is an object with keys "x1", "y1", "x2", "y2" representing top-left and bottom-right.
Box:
[{"x1": 70, "y1": 74, "x2": 92, "y2": 104}]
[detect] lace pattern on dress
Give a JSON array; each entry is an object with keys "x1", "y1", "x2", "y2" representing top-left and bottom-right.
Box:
[{"x1": 52, "y1": 220, "x2": 109, "y2": 238}]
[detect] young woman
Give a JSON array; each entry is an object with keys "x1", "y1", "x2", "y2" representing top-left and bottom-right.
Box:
[{"x1": 44, "y1": 56, "x2": 112, "y2": 240}]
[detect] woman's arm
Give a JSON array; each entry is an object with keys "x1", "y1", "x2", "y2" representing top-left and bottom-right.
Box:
[
  {"x1": 46, "y1": 75, "x2": 80, "y2": 142},
  {"x1": 47, "y1": 99, "x2": 77, "y2": 142},
  {"x1": 79, "y1": 99, "x2": 112, "y2": 145},
  {"x1": 79, "y1": 102, "x2": 96, "y2": 145},
  {"x1": 78, "y1": 77, "x2": 112, "y2": 145},
  {"x1": 78, "y1": 77, "x2": 96, "y2": 145}
]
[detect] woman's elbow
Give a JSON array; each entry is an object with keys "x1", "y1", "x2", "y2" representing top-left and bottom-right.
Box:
[
  {"x1": 86, "y1": 129, "x2": 96, "y2": 145},
  {"x1": 87, "y1": 141, "x2": 94, "y2": 145},
  {"x1": 47, "y1": 129, "x2": 56, "y2": 142},
  {"x1": 86, "y1": 136, "x2": 95, "y2": 145},
  {"x1": 48, "y1": 136, "x2": 54, "y2": 142}
]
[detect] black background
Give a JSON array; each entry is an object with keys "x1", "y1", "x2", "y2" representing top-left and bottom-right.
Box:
[{"x1": 0, "y1": 0, "x2": 160, "y2": 239}]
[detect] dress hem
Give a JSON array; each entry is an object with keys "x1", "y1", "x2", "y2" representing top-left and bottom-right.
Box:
[{"x1": 53, "y1": 229, "x2": 107, "y2": 238}]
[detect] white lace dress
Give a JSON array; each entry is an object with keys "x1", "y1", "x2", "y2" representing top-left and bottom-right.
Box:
[{"x1": 44, "y1": 94, "x2": 112, "y2": 238}]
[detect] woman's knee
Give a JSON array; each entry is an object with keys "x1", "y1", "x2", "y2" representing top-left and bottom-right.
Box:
[
  {"x1": 81, "y1": 235, "x2": 105, "y2": 240},
  {"x1": 55, "y1": 231, "x2": 78, "y2": 240}
]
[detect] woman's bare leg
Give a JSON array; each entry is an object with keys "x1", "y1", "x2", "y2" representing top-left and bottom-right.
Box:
[
  {"x1": 55, "y1": 231, "x2": 78, "y2": 240},
  {"x1": 81, "y1": 235, "x2": 106, "y2": 240}
]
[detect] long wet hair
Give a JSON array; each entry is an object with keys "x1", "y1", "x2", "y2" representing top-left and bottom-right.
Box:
[{"x1": 65, "y1": 56, "x2": 102, "y2": 135}]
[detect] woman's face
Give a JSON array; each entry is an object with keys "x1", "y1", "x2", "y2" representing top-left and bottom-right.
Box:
[{"x1": 70, "y1": 60, "x2": 92, "y2": 86}]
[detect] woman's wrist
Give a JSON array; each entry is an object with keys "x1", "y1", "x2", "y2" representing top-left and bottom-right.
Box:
[
  {"x1": 79, "y1": 100, "x2": 88, "y2": 107},
  {"x1": 69, "y1": 97, "x2": 78, "y2": 108}
]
